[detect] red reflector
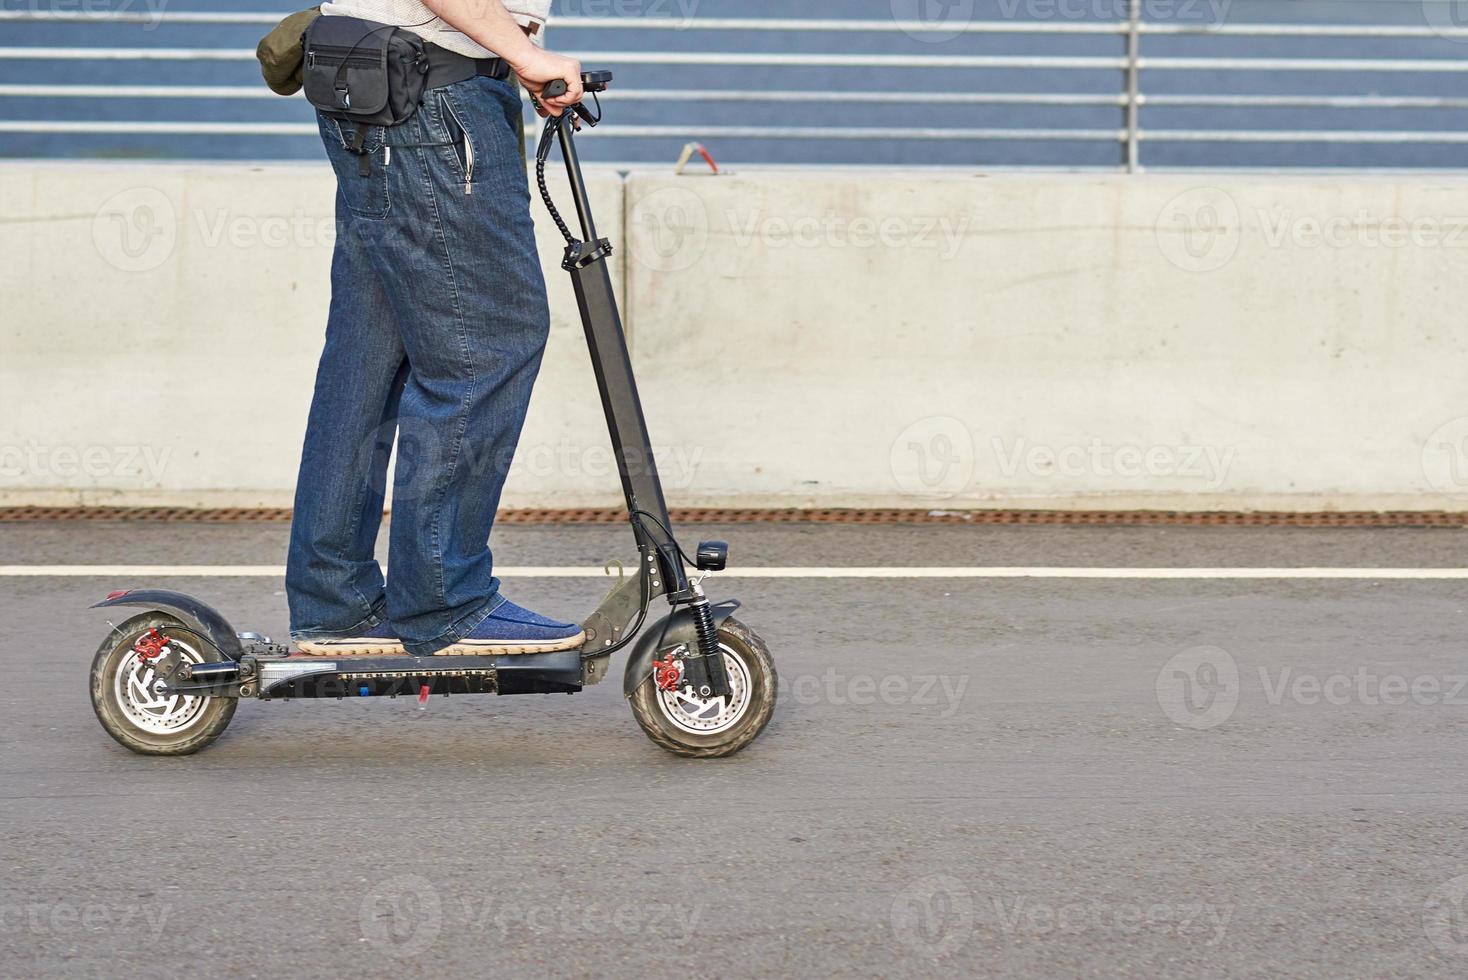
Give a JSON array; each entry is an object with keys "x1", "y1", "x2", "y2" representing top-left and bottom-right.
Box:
[{"x1": 105, "y1": 590, "x2": 131, "y2": 601}]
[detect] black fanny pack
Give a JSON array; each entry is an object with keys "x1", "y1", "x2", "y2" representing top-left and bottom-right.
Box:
[
  {"x1": 302, "y1": 15, "x2": 509, "y2": 127},
  {"x1": 303, "y1": 16, "x2": 430, "y2": 126},
  {"x1": 301, "y1": 16, "x2": 511, "y2": 177}
]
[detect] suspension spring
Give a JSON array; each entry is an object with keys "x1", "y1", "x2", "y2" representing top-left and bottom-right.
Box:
[
  {"x1": 689, "y1": 597, "x2": 732, "y2": 698},
  {"x1": 692, "y1": 599, "x2": 719, "y2": 663}
]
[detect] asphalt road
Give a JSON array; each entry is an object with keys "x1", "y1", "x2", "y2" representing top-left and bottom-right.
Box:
[{"x1": 3, "y1": 522, "x2": 1468, "y2": 978}]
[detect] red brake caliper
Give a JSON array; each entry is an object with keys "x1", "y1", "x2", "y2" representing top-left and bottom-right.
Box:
[
  {"x1": 653, "y1": 656, "x2": 683, "y2": 692},
  {"x1": 132, "y1": 628, "x2": 169, "y2": 663}
]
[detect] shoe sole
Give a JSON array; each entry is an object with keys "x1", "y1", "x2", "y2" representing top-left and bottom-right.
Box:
[
  {"x1": 295, "y1": 631, "x2": 586, "y2": 658},
  {"x1": 295, "y1": 640, "x2": 406, "y2": 657},
  {"x1": 435, "y1": 630, "x2": 587, "y2": 657}
]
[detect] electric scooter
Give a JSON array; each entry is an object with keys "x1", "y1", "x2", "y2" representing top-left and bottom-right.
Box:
[{"x1": 88, "y1": 71, "x2": 776, "y2": 759}]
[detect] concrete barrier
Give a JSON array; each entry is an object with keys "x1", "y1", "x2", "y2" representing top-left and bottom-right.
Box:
[
  {"x1": 3, "y1": 162, "x2": 1467, "y2": 511},
  {"x1": 0, "y1": 160, "x2": 622, "y2": 508}
]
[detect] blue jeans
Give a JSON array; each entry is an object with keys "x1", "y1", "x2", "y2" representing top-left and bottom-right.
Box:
[{"x1": 287, "y1": 77, "x2": 549, "y2": 656}]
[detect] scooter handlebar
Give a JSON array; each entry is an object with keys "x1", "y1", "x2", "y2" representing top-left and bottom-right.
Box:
[{"x1": 541, "y1": 70, "x2": 613, "y2": 101}]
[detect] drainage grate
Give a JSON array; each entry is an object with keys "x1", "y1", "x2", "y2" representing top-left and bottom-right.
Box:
[
  {"x1": 0, "y1": 506, "x2": 1465, "y2": 527},
  {"x1": 0, "y1": 507, "x2": 296, "y2": 522}
]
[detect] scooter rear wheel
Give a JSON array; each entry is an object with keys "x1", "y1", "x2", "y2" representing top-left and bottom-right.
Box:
[
  {"x1": 90, "y1": 612, "x2": 238, "y2": 756},
  {"x1": 627, "y1": 617, "x2": 775, "y2": 758}
]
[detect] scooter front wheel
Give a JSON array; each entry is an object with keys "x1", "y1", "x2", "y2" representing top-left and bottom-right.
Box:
[
  {"x1": 90, "y1": 612, "x2": 238, "y2": 756},
  {"x1": 628, "y1": 617, "x2": 776, "y2": 758}
]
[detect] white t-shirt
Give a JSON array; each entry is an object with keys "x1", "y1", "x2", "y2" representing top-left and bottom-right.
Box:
[{"x1": 320, "y1": 1, "x2": 553, "y2": 58}]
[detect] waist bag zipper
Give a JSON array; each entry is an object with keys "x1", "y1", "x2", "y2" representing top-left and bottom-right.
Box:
[{"x1": 308, "y1": 46, "x2": 383, "y2": 70}]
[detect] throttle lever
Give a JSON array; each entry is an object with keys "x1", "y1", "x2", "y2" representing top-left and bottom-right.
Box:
[
  {"x1": 541, "y1": 71, "x2": 612, "y2": 126},
  {"x1": 540, "y1": 81, "x2": 597, "y2": 127}
]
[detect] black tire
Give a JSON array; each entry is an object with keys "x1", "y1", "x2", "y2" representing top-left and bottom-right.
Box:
[
  {"x1": 627, "y1": 616, "x2": 776, "y2": 758},
  {"x1": 90, "y1": 612, "x2": 238, "y2": 756}
]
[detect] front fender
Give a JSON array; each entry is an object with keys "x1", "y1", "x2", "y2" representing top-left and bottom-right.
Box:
[
  {"x1": 91, "y1": 589, "x2": 243, "y2": 661},
  {"x1": 622, "y1": 599, "x2": 740, "y2": 697}
]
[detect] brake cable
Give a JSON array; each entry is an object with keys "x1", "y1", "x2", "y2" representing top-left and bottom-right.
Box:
[
  {"x1": 534, "y1": 92, "x2": 604, "y2": 247},
  {"x1": 535, "y1": 114, "x2": 578, "y2": 246}
]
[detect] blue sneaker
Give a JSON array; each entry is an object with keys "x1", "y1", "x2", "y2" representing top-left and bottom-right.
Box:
[
  {"x1": 437, "y1": 598, "x2": 585, "y2": 656},
  {"x1": 296, "y1": 619, "x2": 405, "y2": 657}
]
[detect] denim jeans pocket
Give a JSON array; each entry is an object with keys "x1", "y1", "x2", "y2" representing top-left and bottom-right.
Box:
[
  {"x1": 319, "y1": 114, "x2": 391, "y2": 220},
  {"x1": 435, "y1": 89, "x2": 477, "y2": 192}
]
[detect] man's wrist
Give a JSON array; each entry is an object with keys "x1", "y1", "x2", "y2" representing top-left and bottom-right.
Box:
[{"x1": 499, "y1": 33, "x2": 540, "y2": 69}]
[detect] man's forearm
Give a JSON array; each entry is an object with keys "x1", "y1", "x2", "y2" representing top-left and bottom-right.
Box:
[
  {"x1": 421, "y1": 0, "x2": 537, "y2": 64},
  {"x1": 422, "y1": 0, "x2": 583, "y2": 110}
]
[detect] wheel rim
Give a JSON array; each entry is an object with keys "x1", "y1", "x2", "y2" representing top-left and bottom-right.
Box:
[
  {"x1": 654, "y1": 643, "x2": 753, "y2": 736},
  {"x1": 112, "y1": 633, "x2": 211, "y2": 736}
]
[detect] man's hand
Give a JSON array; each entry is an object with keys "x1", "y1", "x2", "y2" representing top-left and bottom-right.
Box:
[{"x1": 512, "y1": 48, "x2": 584, "y2": 118}]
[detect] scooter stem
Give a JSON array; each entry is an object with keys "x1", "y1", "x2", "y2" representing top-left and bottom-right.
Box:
[
  {"x1": 556, "y1": 121, "x2": 598, "y2": 243},
  {"x1": 542, "y1": 103, "x2": 688, "y2": 600}
]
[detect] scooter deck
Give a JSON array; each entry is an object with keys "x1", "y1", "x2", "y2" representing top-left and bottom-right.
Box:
[{"x1": 249, "y1": 648, "x2": 585, "y2": 699}]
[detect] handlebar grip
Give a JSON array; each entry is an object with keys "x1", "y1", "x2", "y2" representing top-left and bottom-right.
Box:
[{"x1": 541, "y1": 72, "x2": 613, "y2": 101}]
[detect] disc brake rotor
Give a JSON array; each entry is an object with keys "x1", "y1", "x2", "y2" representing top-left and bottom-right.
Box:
[
  {"x1": 113, "y1": 633, "x2": 210, "y2": 736},
  {"x1": 655, "y1": 644, "x2": 753, "y2": 736}
]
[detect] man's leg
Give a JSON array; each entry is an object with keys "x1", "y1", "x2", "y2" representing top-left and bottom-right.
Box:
[
  {"x1": 370, "y1": 78, "x2": 558, "y2": 654},
  {"x1": 286, "y1": 119, "x2": 409, "y2": 644}
]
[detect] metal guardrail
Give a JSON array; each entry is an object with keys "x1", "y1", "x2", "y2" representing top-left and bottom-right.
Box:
[{"x1": 4, "y1": 5, "x2": 1468, "y2": 169}]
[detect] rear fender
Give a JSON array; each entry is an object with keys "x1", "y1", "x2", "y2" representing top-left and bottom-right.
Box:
[{"x1": 92, "y1": 589, "x2": 243, "y2": 661}]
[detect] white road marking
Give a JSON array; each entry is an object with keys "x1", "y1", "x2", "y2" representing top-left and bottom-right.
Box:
[{"x1": 2, "y1": 565, "x2": 1467, "y2": 579}]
